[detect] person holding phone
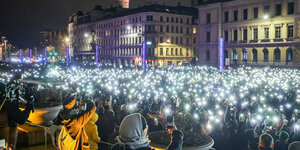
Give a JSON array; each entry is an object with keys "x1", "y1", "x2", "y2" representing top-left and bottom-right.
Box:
[{"x1": 112, "y1": 113, "x2": 183, "y2": 150}]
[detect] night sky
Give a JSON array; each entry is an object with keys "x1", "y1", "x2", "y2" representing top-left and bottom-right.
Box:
[{"x1": 0, "y1": 0, "x2": 190, "y2": 49}]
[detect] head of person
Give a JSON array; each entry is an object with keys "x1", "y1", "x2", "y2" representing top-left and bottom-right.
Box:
[
  {"x1": 288, "y1": 141, "x2": 300, "y2": 150},
  {"x1": 259, "y1": 134, "x2": 274, "y2": 150},
  {"x1": 278, "y1": 131, "x2": 289, "y2": 143},
  {"x1": 117, "y1": 113, "x2": 149, "y2": 149}
]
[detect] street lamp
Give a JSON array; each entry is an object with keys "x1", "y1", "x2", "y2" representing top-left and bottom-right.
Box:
[{"x1": 263, "y1": 14, "x2": 269, "y2": 19}]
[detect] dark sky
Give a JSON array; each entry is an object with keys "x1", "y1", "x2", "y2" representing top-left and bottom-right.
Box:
[{"x1": 0, "y1": 0, "x2": 190, "y2": 49}]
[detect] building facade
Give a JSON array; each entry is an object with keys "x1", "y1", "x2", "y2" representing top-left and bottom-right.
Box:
[
  {"x1": 68, "y1": 4, "x2": 198, "y2": 66},
  {"x1": 197, "y1": 0, "x2": 300, "y2": 66}
]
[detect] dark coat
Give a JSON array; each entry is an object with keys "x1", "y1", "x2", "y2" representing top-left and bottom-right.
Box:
[
  {"x1": 111, "y1": 130, "x2": 183, "y2": 150},
  {"x1": 274, "y1": 140, "x2": 288, "y2": 150}
]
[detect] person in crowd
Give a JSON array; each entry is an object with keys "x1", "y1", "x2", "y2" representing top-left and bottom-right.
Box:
[
  {"x1": 112, "y1": 113, "x2": 183, "y2": 150},
  {"x1": 58, "y1": 96, "x2": 96, "y2": 150},
  {"x1": 85, "y1": 113, "x2": 101, "y2": 150},
  {"x1": 274, "y1": 131, "x2": 289, "y2": 150},
  {"x1": 288, "y1": 141, "x2": 300, "y2": 150},
  {"x1": 259, "y1": 133, "x2": 274, "y2": 150},
  {"x1": 244, "y1": 129, "x2": 259, "y2": 150},
  {"x1": 0, "y1": 82, "x2": 34, "y2": 150}
]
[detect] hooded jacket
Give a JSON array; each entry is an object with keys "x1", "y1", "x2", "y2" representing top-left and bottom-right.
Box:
[{"x1": 85, "y1": 113, "x2": 101, "y2": 150}]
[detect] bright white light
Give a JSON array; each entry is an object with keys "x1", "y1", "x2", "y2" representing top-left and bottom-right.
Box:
[
  {"x1": 263, "y1": 15, "x2": 269, "y2": 19},
  {"x1": 84, "y1": 33, "x2": 89, "y2": 38}
]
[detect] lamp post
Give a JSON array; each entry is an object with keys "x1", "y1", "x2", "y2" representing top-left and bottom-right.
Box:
[
  {"x1": 20, "y1": 49, "x2": 23, "y2": 63},
  {"x1": 44, "y1": 47, "x2": 47, "y2": 64},
  {"x1": 30, "y1": 49, "x2": 32, "y2": 63},
  {"x1": 219, "y1": 37, "x2": 224, "y2": 72},
  {"x1": 65, "y1": 37, "x2": 70, "y2": 65},
  {"x1": 95, "y1": 45, "x2": 99, "y2": 66}
]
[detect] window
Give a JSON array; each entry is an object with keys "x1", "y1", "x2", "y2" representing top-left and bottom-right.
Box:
[
  {"x1": 243, "y1": 9, "x2": 248, "y2": 20},
  {"x1": 166, "y1": 26, "x2": 169, "y2": 32},
  {"x1": 253, "y1": 7, "x2": 258, "y2": 19},
  {"x1": 180, "y1": 27, "x2": 183, "y2": 33},
  {"x1": 287, "y1": 48, "x2": 293, "y2": 61},
  {"x1": 252, "y1": 49, "x2": 258, "y2": 62},
  {"x1": 160, "y1": 25, "x2": 163, "y2": 33},
  {"x1": 175, "y1": 48, "x2": 178, "y2": 56},
  {"x1": 176, "y1": 26, "x2": 179, "y2": 33},
  {"x1": 175, "y1": 37, "x2": 178, "y2": 44},
  {"x1": 253, "y1": 28, "x2": 258, "y2": 40},
  {"x1": 176, "y1": 18, "x2": 178, "y2": 23},
  {"x1": 171, "y1": 48, "x2": 174, "y2": 56},
  {"x1": 264, "y1": 5, "x2": 270, "y2": 15},
  {"x1": 206, "y1": 50, "x2": 210, "y2": 61},
  {"x1": 193, "y1": 28, "x2": 197, "y2": 34},
  {"x1": 186, "y1": 38, "x2": 190, "y2": 45},
  {"x1": 288, "y1": 25, "x2": 294, "y2": 38},
  {"x1": 160, "y1": 16, "x2": 163, "y2": 22},
  {"x1": 206, "y1": 32, "x2": 211, "y2": 42},
  {"x1": 224, "y1": 30, "x2": 229, "y2": 42},
  {"x1": 186, "y1": 28, "x2": 190, "y2": 34},
  {"x1": 233, "y1": 49, "x2": 238, "y2": 60},
  {"x1": 224, "y1": 50, "x2": 228, "y2": 59},
  {"x1": 275, "y1": 26, "x2": 281, "y2": 38},
  {"x1": 234, "y1": 10, "x2": 238, "y2": 21},
  {"x1": 180, "y1": 18, "x2": 183, "y2": 23},
  {"x1": 187, "y1": 19, "x2": 190, "y2": 24},
  {"x1": 243, "y1": 49, "x2": 247, "y2": 60},
  {"x1": 160, "y1": 48, "x2": 163, "y2": 56},
  {"x1": 274, "y1": 48, "x2": 281, "y2": 61},
  {"x1": 276, "y1": 4, "x2": 282, "y2": 16},
  {"x1": 160, "y1": 37, "x2": 163, "y2": 43},
  {"x1": 224, "y1": 11, "x2": 229, "y2": 22},
  {"x1": 167, "y1": 17, "x2": 169, "y2": 22},
  {"x1": 180, "y1": 37, "x2": 183, "y2": 44},
  {"x1": 186, "y1": 49, "x2": 189, "y2": 56},
  {"x1": 166, "y1": 48, "x2": 169, "y2": 56},
  {"x1": 147, "y1": 15, "x2": 153, "y2": 21},
  {"x1": 171, "y1": 26, "x2": 174, "y2": 33},
  {"x1": 243, "y1": 29, "x2": 247, "y2": 41},
  {"x1": 264, "y1": 27, "x2": 269, "y2": 39},
  {"x1": 206, "y1": 13, "x2": 211, "y2": 24},
  {"x1": 171, "y1": 17, "x2": 174, "y2": 22},
  {"x1": 288, "y1": 2, "x2": 294, "y2": 15},
  {"x1": 234, "y1": 29, "x2": 238, "y2": 41}
]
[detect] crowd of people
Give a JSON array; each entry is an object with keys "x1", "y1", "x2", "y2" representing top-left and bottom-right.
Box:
[{"x1": 1, "y1": 63, "x2": 300, "y2": 150}]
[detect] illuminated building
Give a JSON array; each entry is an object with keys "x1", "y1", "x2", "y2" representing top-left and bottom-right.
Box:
[
  {"x1": 68, "y1": 4, "x2": 198, "y2": 66},
  {"x1": 197, "y1": 0, "x2": 300, "y2": 66}
]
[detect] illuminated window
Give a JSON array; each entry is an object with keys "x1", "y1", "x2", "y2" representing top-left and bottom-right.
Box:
[
  {"x1": 171, "y1": 48, "x2": 174, "y2": 56},
  {"x1": 193, "y1": 28, "x2": 197, "y2": 34},
  {"x1": 243, "y1": 49, "x2": 247, "y2": 60}
]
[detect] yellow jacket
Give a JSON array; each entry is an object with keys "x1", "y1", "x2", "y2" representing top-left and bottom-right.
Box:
[
  {"x1": 85, "y1": 113, "x2": 101, "y2": 150},
  {"x1": 58, "y1": 102, "x2": 96, "y2": 150}
]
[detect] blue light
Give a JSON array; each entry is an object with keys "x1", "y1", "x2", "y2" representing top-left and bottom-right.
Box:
[
  {"x1": 142, "y1": 42, "x2": 146, "y2": 71},
  {"x1": 44, "y1": 48, "x2": 47, "y2": 64},
  {"x1": 96, "y1": 45, "x2": 99, "y2": 66},
  {"x1": 219, "y1": 37, "x2": 224, "y2": 72},
  {"x1": 30, "y1": 49, "x2": 32, "y2": 62},
  {"x1": 66, "y1": 46, "x2": 69, "y2": 65}
]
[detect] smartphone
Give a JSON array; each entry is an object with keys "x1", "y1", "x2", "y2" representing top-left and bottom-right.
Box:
[{"x1": 167, "y1": 116, "x2": 174, "y2": 129}]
